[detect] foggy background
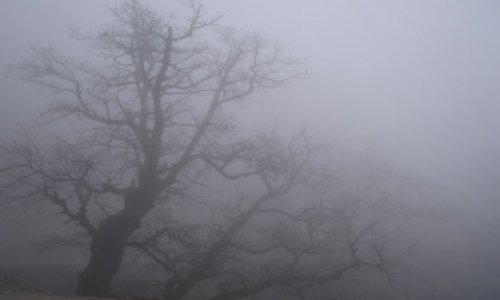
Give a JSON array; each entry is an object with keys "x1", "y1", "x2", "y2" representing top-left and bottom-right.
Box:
[{"x1": 1, "y1": 0, "x2": 500, "y2": 299}]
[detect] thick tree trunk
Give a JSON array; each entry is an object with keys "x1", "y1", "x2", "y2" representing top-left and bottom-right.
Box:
[
  {"x1": 76, "y1": 183, "x2": 158, "y2": 296},
  {"x1": 76, "y1": 212, "x2": 140, "y2": 296}
]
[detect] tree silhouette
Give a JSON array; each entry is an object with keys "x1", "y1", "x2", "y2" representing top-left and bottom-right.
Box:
[
  {"x1": 0, "y1": 1, "x2": 301, "y2": 296},
  {"x1": 0, "y1": 1, "x2": 414, "y2": 298}
]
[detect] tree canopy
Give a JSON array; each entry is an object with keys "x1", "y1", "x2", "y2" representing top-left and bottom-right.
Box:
[{"x1": 0, "y1": 1, "x2": 415, "y2": 299}]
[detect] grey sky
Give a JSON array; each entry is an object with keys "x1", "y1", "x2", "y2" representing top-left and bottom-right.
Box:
[{"x1": 3, "y1": 0, "x2": 500, "y2": 184}]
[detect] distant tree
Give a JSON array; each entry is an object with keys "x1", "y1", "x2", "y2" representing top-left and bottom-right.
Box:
[
  {"x1": 0, "y1": 1, "x2": 415, "y2": 299},
  {"x1": 128, "y1": 140, "x2": 415, "y2": 300}
]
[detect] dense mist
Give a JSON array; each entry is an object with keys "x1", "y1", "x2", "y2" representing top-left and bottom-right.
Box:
[{"x1": 1, "y1": 1, "x2": 500, "y2": 299}]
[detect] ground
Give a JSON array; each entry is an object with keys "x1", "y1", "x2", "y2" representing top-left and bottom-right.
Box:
[{"x1": 0, "y1": 288, "x2": 115, "y2": 300}]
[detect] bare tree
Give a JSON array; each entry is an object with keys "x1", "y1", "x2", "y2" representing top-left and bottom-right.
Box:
[
  {"x1": 127, "y1": 137, "x2": 414, "y2": 300},
  {"x1": 0, "y1": 1, "x2": 300, "y2": 296},
  {"x1": 0, "y1": 1, "x2": 416, "y2": 299}
]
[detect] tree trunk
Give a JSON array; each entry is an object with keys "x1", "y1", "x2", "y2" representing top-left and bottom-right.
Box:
[
  {"x1": 76, "y1": 184, "x2": 157, "y2": 296},
  {"x1": 76, "y1": 212, "x2": 139, "y2": 296}
]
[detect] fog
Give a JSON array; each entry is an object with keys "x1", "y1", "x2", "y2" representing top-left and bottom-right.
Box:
[{"x1": 1, "y1": 1, "x2": 500, "y2": 299}]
